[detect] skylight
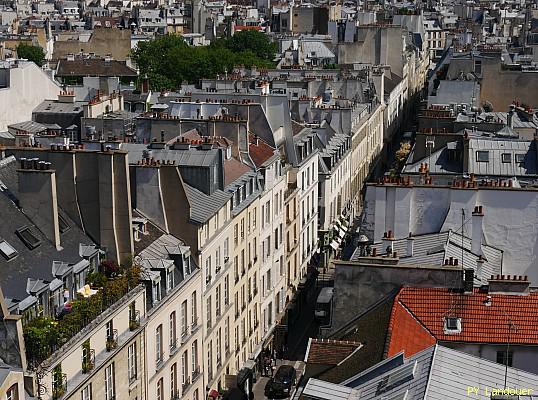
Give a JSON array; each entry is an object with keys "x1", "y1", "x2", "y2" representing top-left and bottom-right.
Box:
[
  {"x1": 0, "y1": 239, "x2": 18, "y2": 260},
  {"x1": 16, "y1": 226, "x2": 42, "y2": 250},
  {"x1": 376, "y1": 361, "x2": 417, "y2": 395},
  {"x1": 444, "y1": 317, "x2": 462, "y2": 334},
  {"x1": 58, "y1": 214, "x2": 70, "y2": 233}
]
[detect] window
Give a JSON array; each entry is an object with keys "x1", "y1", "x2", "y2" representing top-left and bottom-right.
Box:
[
  {"x1": 0, "y1": 239, "x2": 18, "y2": 260},
  {"x1": 205, "y1": 256, "x2": 212, "y2": 284},
  {"x1": 7, "y1": 383, "x2": 19, "y2": 400},
  {"x1": 515, "y1": 153, "x2": 525, "y2": 164},
  {"x1": 182, "y1": 350, "x2": 188, "y2": 384},
  {"x1": 156, "y1": 378, "x2": 163, "y2": 400},
  {"x1": 224, "y1": 238, "x2": 229, "y2": 260},
  {"x1": 206, "y1": 296, "x2": 212, "y2": 329},
  {"x1": 501, "y1": 153, "x2": 511, "y2": 163},
  {"x1": 167, "y1": 269, "x2": 174, "y2": 291},
  {"x1": 128, "y1": 343, "x2": 137, "y2": 382},
  {"x1": 191, "y1": 293, "x2": 197, "y2": 326},
  {"x1": 153, "y1": 280, "x2": 161, "y2": 303},
  {"x1": 476, "y1": 150, "x2": 489, "y2": 162},
  {"x1": 106, "y1": 320, "x2": 114, "y2": 340},
  {"x1": 81, "y1": 384, "x2": 91, "y2": 400},
  {"x1": 241, "y1": 218, "x2": 245, "y2": 240},
  {"x1": 192, "y1": 340, "x2": 198, "y2": 373},
  {"x1": 497, "y1": 350, "x2": 513, "y2": 367},
  {"x1": 16, "y1": 226, "x2": 41, "y2": 249},
  {"x1": 224, "y1": 276, "x2": 229, "y2": 305},
  {"x1": 216, "y1": 285, "x2": 221, "y2": 317},
  {"x1": 171, "y1": 363, "x2": 177, "y2": 398},
  {"x1": 444, "y1": 317, "x2": 462, "y2": 334},
  {"x1": 156, "y1": 325, "x2": 163, "y2": 365},
  {"x1": 105, "y1": 363, "x2": 115, "y2": 400},
  {"x1": 193, "y1": 389, "x2": 199, "y2": 400},
  {"x1": 170, "y1": 311, "x2": 177, "y2": 349}
]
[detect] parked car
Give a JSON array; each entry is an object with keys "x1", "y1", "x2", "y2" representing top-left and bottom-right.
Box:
[{"x1": 264, "y1": 365, "x2": 297, "y2": 398}]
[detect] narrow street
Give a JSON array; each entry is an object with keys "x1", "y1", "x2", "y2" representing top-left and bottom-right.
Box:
[{"x1": 252, "y1": 359, "x2": 305, "y2": 399}]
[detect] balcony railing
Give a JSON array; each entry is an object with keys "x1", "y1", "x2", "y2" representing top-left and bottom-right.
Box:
[
  {"x1": 170, "y1": 338, "x2": 179, "y2": 354},
  {"x1": 52, "y1": 374, "x2": 67, "y2": 400},
  {"x1": 192, "y1": 368, "x2": 200, "y2": 383},
  {"x1": 81, "y1": 349, "x2": 95, "y2": 373},
  {"x1": 106, "y1": 329, "x2": 118, "y2": 352},
  {"x1": 129, "y1": 310, "x2": 141, "y2": 331},
  {"x1": 191, "y1": 318, "x2": 199, "y2": 333},
  {"x1": 206, "y1": 275, "x2": 212, "y2": 285},
  {"x1": 182, "y1": 377, "x2": 191, "y2": 392},
  {"x1": 216, "y1": 265, "x2": 221, "y2": 274},
  {"x1": 216, "y1": 355, "x2": 222, "y2": 368},
  {"x1": 156, "y1": 352, "x2": 164, "y2": 369}
]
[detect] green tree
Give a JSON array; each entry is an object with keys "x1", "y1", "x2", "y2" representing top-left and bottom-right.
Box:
[
  {"x1": 131, "y1": 33, "x2": 276, "y2": 90},
  {"x1": 217, "y1": 29, "x2": 277, "y2": 62},
  {"x1": 16, "y1": 43, "x2": 45, "y2": 66}
]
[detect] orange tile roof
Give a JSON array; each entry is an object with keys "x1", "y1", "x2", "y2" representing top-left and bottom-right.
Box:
[
  {"x1": 248, "y1": 134, "x2": 276, "y2": 168},
  {"x1": 388, "y1": 287, "x2": 538, "y2": 350},
  {"x1": 306, "y1": 339, "x2": 361, "y2": 365},
  {"x1": 386, "y1": 300, "x2": 436, "y2": 358},
  {"x1": 224, "y1": 158, "x2": 251, "y2": 186}
]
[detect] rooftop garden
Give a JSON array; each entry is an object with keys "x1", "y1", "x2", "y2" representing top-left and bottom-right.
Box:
[{"x1": 23, "y1": 261, "x2": 141, "y2": 369}]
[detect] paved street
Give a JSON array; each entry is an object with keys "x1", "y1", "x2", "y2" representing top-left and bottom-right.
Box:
[{"x1": 253, "y1": 359, "x2": 305, "y2": 399}]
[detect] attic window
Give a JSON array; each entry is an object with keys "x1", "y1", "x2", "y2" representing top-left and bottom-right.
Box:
[
  {"x1": 515, "y1": 153, "x2": 525, "y2": 164},
  {"x1": 376, "y1": 361, "x2": 417, "y2": 395},
  {"x1": 444, "y1": 317, "x2": 462, "y2": 334},
  {"x1": 0, "y1": 239, "x2": 18, "y2": 260},
  {"x1": 501, "y1": 153, "x2": 511, "y2": 163},
  {"x1": 16, "y1": 227, "x2": 42, "y2": 250},
  {"x1": 476, "y1": 151, "x2": 489, "y2": 162},
  {"x1": 58, "y1": 214, "x2": 70, "y2": 233}
]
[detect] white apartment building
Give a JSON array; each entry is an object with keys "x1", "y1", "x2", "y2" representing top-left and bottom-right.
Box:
[
  {"x1": 293, "y1": 131, "x2": 320, "y2": 278},
  {"x1": 257, "y1": 150, "x2": 288, "y2": 349}
]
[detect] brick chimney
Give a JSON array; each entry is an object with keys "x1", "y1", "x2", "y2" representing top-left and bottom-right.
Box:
[
  {"x1": 471, "y1": 205, "x2": 483, "y2": 256},
  {"x1": 488, "y1": 274, "x2": 530, "y2": 295},
  {"x1": 18, "y1": 158, "x2": 61, "y2": 249}
]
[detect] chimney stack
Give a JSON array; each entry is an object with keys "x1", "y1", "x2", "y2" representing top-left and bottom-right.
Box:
[
  {"x1": 18, "y1": 160, "x2": 61, "y2": 249},
  {"x1": 382, "y1": 230, "x2": 395, "y2": 256},
  {"x1": 472, "y1": 205, "x2": 484, "y2": 256},
  {"x1": 406, "y1": 233, "x2": 414, "y2": 257},
  {"x1": 488, "y1": 274, "x2": 530, "y2": 295},
  {"x1": 476, "y1": 255, "x2": 485, "y2": 280}
]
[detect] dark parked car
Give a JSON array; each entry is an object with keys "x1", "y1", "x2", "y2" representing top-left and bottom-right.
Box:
[{"x1": 264, "y1": 365, "x2": 297, "y2": 398}]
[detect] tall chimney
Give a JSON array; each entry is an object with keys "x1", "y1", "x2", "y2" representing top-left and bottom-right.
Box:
[
  {"x1": 476, "y1": 255, "x2": 485, "y2": 280},
  {"x1": 18, "y1": 161, "x2": 61, "y2": 249},
  {"x1": 472, "y1": 205, "x2": 484, "y2": 256},
  {"x1": 507, "y1": 105, "x2": 515, "y2": 129},
  {"x1": 406, "y1": 233, "x2": 414, "y2": 257}
]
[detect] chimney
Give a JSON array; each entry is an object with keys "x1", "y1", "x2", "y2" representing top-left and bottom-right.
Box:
[
  {"x1": 406, "y1": 233, "x2": 414, "y2": 257},
  {"x1": 476, "y1": 255, "x2": 485, "y2": 280},
  {"x1": 382, "y1": 230, "x2": 394, "y2": 256},
  {"x1": 18, "y1": 161, "x2": 61, "y2": 249},
  {"x1": 488, "y1": 275, "x2": 530, "y2": 295},
  {"x1": 507, "y1": 105, "x2": 515, "y2": 129},
  {"x1": 471, "y1": 205, "x2": 484, "y2": 256},
  {"x1": 463, "y1": 268, "x2": 474, "y2": 293}
]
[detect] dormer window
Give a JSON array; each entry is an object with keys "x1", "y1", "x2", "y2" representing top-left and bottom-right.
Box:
[
  {"x1": 16, "y1": 226, "x2": 41, "y2": 250},
  {"x1": 444, "y1": 317, "x2": 462, "y2": 334}
]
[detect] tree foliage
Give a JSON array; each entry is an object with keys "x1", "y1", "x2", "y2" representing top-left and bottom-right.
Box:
[
  {"x1": 16, "y1": 43, "x2": 45, "y2": 67},
  {"x1": 131, "y1": 31, "x2": 276, "y2": 90}
]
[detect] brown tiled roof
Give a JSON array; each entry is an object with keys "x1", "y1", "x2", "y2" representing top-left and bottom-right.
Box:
[
  {"x1": 248, "y1": 134, "x2": 276, "y2": 168},
  {"x1": 224, "y1": 158, "x2": 251, "y2": 186},
  {"x1": 56, "y1": 58, "x2": 137, "y2": 77},
  {"x1": 387, "y1": 287, "x2": 538, "y2": 356},
  {"x1": 306, "y1": 339, "x2": 361, "y2": 365}
]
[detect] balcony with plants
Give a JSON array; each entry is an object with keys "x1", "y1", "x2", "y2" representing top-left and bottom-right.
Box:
[{"x1": 23, "y1": 261, "x2": 141, "y2": 369}]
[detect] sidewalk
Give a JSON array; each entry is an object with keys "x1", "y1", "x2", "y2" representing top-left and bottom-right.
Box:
[{"x1": 252, "y1": 359, "x2": 305, "y2": 399}]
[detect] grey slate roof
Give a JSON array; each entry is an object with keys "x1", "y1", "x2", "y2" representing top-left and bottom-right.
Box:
[
  {"x1": 428, "y1": 80, "x2": 480, "y2": 107},
  {"x1": 403, "y1": 143, "x2": 463, "y2": 175},
  {"x1": 0, "y1": 157, "x2": 95, "y2": 301},
  {"x1": 184, "y1": 183, "x2": 231, "y2": 224},
  {"x1": 7, "y1": 120, "x2": 48, "y2": 134},
  {"x1": 467, "y1": 137, "x2": 537, "y2": 176},
  {"x1": 351, "y1": 230, "x2": 502, "y2": 285},
  {"x1": 304, "y1": 345, "x2": 538, "y2": 400},
  {"x1": 121, "y1": 143, "x2": 220, "y2": 167}
]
